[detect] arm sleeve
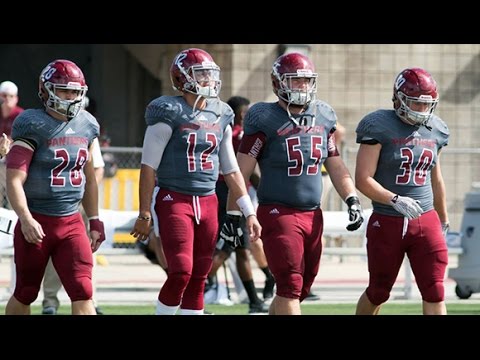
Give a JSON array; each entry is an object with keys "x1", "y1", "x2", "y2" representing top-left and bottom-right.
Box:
[
  {"x1": 91, "y1": 138, "x2": 105, "y2": 168},
  {"x1": 218, "y1": 125, "x2": 239, "y2": 175},
  {"x1": 141, "y1": 122, "x2": 173, "y2": 170}
]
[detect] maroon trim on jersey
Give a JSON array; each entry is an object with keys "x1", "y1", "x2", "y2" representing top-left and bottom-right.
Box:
[
  {"x1": 327, "y1": 130, "x2": 340, "y2": 157},
  {"x1": 238, "y1": 131, "x2": 267, "y2": 159},
  {"x1": 6, "y1": 144, "x2": 34, "y2": 172}
]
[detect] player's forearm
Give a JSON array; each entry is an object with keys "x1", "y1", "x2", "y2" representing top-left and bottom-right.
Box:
[
  {"x1": 82, "y1": 179, "x2": 99, "y2": 218},
  {"x1": 432, "y1": 177, "x2": 448, "y2": 222},
  {"x1": 6, "y1": 174, "x2": 33, "y2": 222},
  {"x1": 326, "y1": 158, "x2": 357, "y2": 200},
  {"x1": 224, "y1": 171, "x2": 248, "y2": 210},
  {"x1": 138, "y1": 164, "x2": 156, "y2": 217},
  {"x1": 356, "y1": 175, "x2": 395, "y2": 205}
]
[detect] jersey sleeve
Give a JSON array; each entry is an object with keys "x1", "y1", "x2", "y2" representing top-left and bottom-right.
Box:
[
  {"x1": 316, "y1": 101, "x2": 338, "y2": 132},
  {"x1": 11, "y1": 110, "x2": 42, "y2": 149},
  {"x1": 82, "y1": 110, "x2": 100, "y2": 142},
  {"x1": 356, "y1": 113, "x2": 384, "y2": 145},
  {"x1": 222, "y1": 102, "x2": 234, "y2": 127},
  {"x1": 243, "y1": 103, "x2": 264, "y2": 136},
  {"x1": 145, "y1": 97, "x2": 178, "y2": 129},
  {"x1": 433, "y1": 116, "x2": 449, "y2": 149}
]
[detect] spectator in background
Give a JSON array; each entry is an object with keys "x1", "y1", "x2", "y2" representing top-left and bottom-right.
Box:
[
  {"x1": 41, "y1": 136, "x2": 106, "y2": 315},
  {"x1": 0, "y1": 81, "x2": 24, "y2": 208},
  {"x1": 130, "y1": 48, "x2": 261, "y2": 315},
  {"x1": 207, "y1": 96, "x2": 272, "y2": 314},
  {"x1": 4, "y1": 59, "x2": 105, "y2": 315},
  {"x1": 0, "y1": 81, "x2": 24, "y2": 138}
]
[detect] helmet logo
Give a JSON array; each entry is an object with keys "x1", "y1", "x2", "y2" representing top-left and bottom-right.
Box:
[
  {"x1": 174, "y1": 52, "x2": 188, "y2": 73},
  {"x1": 272, "y1": 61, "x2": 281, "y2": 77},
  {"x1": 395, "y1": 75, "x2": 406, "y2": 90},
  {"x1": 43, "y1": 66, "x2": 57, "y2": 81}
]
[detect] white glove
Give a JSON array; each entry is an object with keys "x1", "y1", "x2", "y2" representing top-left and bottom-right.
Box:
[
  {"x1": 441, "y1": 222, "x2": 450, "y2": 238},
  {"x1": 390, "y1": 195, "x2": 423, "y2": 219}
]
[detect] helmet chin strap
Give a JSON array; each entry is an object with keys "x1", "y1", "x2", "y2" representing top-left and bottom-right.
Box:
[
  {"x1": 192, "y1": 94, "x2": 203, "y2": 117},
  {"x1": 286, "y1": 102, "x2": 299, "y2": 125},
  {"x1": 66, "y1": 99, "x2": 82, "y2": 121},
  {"x1": 286, "y1": 101, "x2": 312, "y2": 127},
  {"x1": 191, "y1": 95, "x2": 222, "y2": 124}
]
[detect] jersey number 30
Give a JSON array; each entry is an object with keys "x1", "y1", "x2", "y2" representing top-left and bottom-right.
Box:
[{"x1": 396, "y1": 147, "x2": 434, "y2": 186}]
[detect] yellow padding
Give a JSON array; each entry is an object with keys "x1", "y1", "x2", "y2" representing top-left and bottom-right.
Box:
[
  {"x1": 113, "y1": 232, "x2": 137, "y2": 244},
  {"x1": 100, "y1": 169, "x2": 140, "y2": 211}
]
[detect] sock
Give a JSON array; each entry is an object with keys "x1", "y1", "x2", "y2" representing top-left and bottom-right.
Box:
[
  {"x1": 242, "y1": 279, "x2": 260, "y2": 304},
  {"x1": 179, "y1": 308, "x2": 204, "y2": 315},
  {"x1": 261, "y1": 266, "x2": 273, "y2": 280},
  {"x1": 155, "y1": 299, "x2": 179, "y2": 315}
]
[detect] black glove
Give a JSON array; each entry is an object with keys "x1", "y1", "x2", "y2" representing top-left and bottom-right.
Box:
[
  {"x1": 219, "y1": 212, "x2": 244, "y2": 249},
  {"x1": 345, "y1": 195, "x2": 364, "y2": 231}
]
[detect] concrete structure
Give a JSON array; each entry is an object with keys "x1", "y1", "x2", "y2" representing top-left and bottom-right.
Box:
[{"x1": 1, "y1": 44, "x2": 479, "y2": 229}]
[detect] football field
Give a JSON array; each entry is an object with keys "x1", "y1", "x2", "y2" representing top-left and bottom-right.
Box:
[{"x1": 1, "y1": 302, "x2": 479, "y2": 315}]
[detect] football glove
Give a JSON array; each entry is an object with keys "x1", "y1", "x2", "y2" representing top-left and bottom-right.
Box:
[
  {"x1": 345, "y1": 195, "x2": 365, "y2": 231},
  {"x1": 390, "y1": 195, "x2": 423, "y2": 219},
  {"x1": 219, "y1": 212, "x2": 243, "y2": 249}
]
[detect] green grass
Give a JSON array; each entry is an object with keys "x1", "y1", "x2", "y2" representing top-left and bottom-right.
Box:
[{"x1": 1, "y1": 302, "x2": 479, "y2": 315}]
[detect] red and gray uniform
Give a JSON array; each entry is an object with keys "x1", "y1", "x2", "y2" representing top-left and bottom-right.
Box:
[
  {"x1": 356, "y1": 109, "x2": 450, "y2": 305},
  {"x1": 240, "y1": 101, "x2": 337, "y2": 210},
  {"x1": 238, "y1": 100, "x2": 339, "y2": 301},
  {"x1": 12, "y1": 109, "x2": 99, "y2": 215},
  {"x1": 146, "y1": 96, "x2": 232, "y2": 195},
  {"x1": 8, "y1": 108, "x2": 99, "y2": 305},
  {"x1": 356, "y1": 109, "x2": 449, "y2": 216},
  {"x1": 144, "y1": 95, "x2": 235, "y2": 310}
]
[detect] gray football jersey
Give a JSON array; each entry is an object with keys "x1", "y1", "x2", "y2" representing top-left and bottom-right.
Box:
[
  {"x1": 244, "y1": 101, "x2": 337, "y2": 210},
  {"x1": 12, "y1": 109, "x2": 100, "y2": 216},
  {"x1": 356, "y1": 109, "x2": 449, "y2": 216},
  {"x1": 145, "y1": 96, "x2": 233, "y2": 196}
]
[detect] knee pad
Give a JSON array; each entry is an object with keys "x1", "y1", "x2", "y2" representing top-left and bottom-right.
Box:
[
  {"x1": 275, "y1": 272, "x2": 302, "y2": 299},
  {"x1": 67, "y1": 276, "x2": 93, "y2": 302},
  {"x1": 366, "y1": 285, "x2": 390, "y2": 306},
  {"x1": 160, "y1": 271, "x2": 192, "y2": 306},
  {"x1": 166, "y1": 271, "x2": 191, "y2": 292},
  {"x1": 420, "y1": 281, "x2": 444, "y2": 303},
  {"x1": 14, "y1": 285, "x2": 39, "y2": 305}
]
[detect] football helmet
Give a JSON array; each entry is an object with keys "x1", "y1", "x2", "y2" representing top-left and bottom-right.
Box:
[
  {"x1": 271, "y1": 52, "x2": 317, "y2": 106},
  {"x1": 38, "y1": 59, "x2": 88, "y2": 120},
  {"x1": 170, "y1": 48, "x2": 221, "y2": 98},
  {"x1": 393, "y1": 67, "x2": 438, "y2": 126}
]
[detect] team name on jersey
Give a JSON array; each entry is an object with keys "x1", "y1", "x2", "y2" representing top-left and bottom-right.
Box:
[
  {"x1": 179, "y1": 122, "x2": 222, "y2": 132},
  {"x1": 47, "y1": 136, "x2": 89, "y2": 147},
  {"x1": 277, "y1": 124, "x2": 325, "y2": 137},
  {"x1": 391, "y1": 137, "x2": 436, "y2": 148}
]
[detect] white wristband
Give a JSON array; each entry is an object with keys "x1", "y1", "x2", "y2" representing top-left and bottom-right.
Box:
[
  {"x1": 236, "y1": 194, "x2": 256, "y2": 218},
  {"x1": 344, "y1": 193, "x2": 358, "y2": 202},
  {"x1": 88, "y1": 216, "x2": 99, "y2": 221}
]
